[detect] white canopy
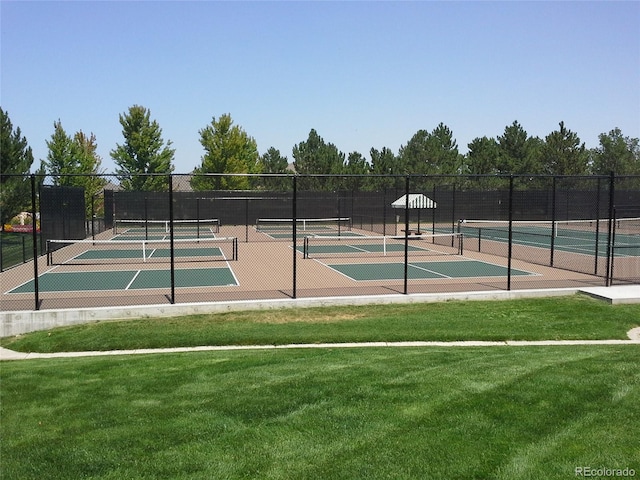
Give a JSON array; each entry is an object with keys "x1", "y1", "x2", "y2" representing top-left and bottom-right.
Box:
[{"x1": 391, "y1": 194, "x2": 436, "y2": 209}]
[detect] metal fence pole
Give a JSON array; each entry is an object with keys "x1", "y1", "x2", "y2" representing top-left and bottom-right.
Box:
[
  {"x1": 403, "y1": 175, "x2": 410, "y2": 295},
  {"x1": 292, "y1": 175, "x2": 297, "y2": 299},
  {"x1": 507, "y1": 175, "x2": 514, "y2": 291},
  {"x1": 31, "y1": 174, "x2": 40, "y2": 310},
  {"x1": 169, "y1": 174, "x2": 175, "y2": 304},
  {"x1": 550, "y1": 176, "x2": 556, "y2": 267},
  {"x1": 605, "y1": 171, "x2": 615, "y2": 286}
]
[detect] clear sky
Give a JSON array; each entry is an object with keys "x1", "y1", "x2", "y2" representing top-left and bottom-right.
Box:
[{"x1": 2, "y1": 0, "x2": 639, "y2": 174}]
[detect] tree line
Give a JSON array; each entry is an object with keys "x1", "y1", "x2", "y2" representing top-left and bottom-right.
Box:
[{"x1": 2, "y1": 104, "x2": 639, "y2": 225}]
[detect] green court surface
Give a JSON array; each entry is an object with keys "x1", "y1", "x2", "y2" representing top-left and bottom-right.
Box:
[
  {"x1": 112, "y1": 233, "x2": 216, "y2": 241},
  {"x1": 299, "y1": 242, "x2": 429, "y2": 255},
  {"x1": 7, "y1": 267, "x2": 237, "y2": 294},
  {"x1": 266, "y1": 231, "x2": 364, "y2": 240},
  {"x1": 74, "y1": 247, "x2": 223, "y2": 260},
  {"x1": 456, "y1": 225, "x2": 640, "y2": 257},
  {"x1": 327, "y1": 260, "x2": 534, "y2": 281}
]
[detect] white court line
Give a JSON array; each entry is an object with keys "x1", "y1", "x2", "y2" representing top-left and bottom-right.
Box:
[{"x1": 125, "y1": 270, "x2": 142, "y2": 290}]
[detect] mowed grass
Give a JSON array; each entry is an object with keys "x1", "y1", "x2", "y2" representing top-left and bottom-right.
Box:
[
  {"x1": 2, "y1": 295, "x2": 639, "y2": 479},
  {"x1": 2, "y1": 294, "x2": 639, "y2": 353},
  {"x1": 1, "y1": 346, "x2": 639, "y2": 480}
]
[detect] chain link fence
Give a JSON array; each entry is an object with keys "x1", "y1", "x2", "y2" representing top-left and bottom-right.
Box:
[{"x1": 1, "y1": 173, "x2": 638, "y2": 311}]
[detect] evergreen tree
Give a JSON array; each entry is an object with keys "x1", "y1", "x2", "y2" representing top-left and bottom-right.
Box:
[
  {"x1": 368, "y1": 147, "x2": 400, "y2": 191},
  {"x1": 259, "y1": 147, "x2": 290, "y2": 190},
  {"x1": 44, "y1": 121, "x2": 107, "y2": 218},
  {"x1": 111, "y1": 105, "x2": 175, "y2": 191},
  {"x1": 541, "y1": 121, "x2": 588, "y2": 175},
  {"x1": 496, "y1": 121, "x2": 543, "y2": 175},
  {"x1": 0, "y1": 108, "x2": 35, "y2": 226},
  {"x1": 292, "y1": 129, "x2": 345, "y2": 190}
]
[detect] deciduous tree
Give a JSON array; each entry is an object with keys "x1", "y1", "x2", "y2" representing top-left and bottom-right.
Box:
[
  {"x1": 590, "y1": 128, "x2": 640, "y2": 175},
  {"x1": 191, "y1": 114, "x2": 261, "y2": 190}
]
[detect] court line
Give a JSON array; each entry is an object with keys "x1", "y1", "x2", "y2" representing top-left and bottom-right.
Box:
[
  {"x1": 125, "y1": 270, "x2": 142, "y2": 290},
  {"x1": 407, "y1": 263, "x2": 452, "y2": 278}
]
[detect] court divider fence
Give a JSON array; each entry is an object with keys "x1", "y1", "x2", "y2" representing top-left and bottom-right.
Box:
[{"x1": 1, "y1": 172, "x2": 638, "y2": 311}]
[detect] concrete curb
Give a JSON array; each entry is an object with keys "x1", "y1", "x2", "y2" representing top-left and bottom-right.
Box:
[{"x1": 2, "y1": 330, "x2": 639, "y2": 361}]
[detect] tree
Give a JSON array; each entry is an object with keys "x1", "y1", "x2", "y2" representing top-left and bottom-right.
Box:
[
  {"x1": 466, "y1": 136, "x2": 503, "y2": 189},
  {"x1": 44, "y1": 121, "x2": 107, "y2": 218},
  {"x1": 398, "y1": 129, "x2": 432, "y2": 175},
  {"x1": 259, "y1": 147, "x2": 290, "y2": 190},
  {"x1": 467, "y1": 136, "x2": 499, "y2": 175},
  {"x1": 367, "y1": 147, "x2": 400, "y2": 191},
  {"x1": 0, "y1": 108, "x2": 35, "y2": 227},
  {"x1": 73, "y1": 131, "x2": 108, "y2": 218},
  {"x1": 111, "y1": 105, "x2": 175, "y2": 191},
  {"x1": 342, "y1": 151, "x2": 370, "y2": 190},
  {"x1": 541, "y1": 121, "x2": 588, "y2": 176},
  {"x1": 44, "y1": 120, "x2": 76, "y2": 184},
  {"x1": 496, "y1": 121, "x2": 543, "y2": 175},
  {"x1": 590, "y1": 128, "x2": 640, "y2": 175},
  {"x1": 398, "y1": 123, "x2": 463, "y2": 177},
  {"x1": 292, "y1": 129, "x2": 345, "y2": 190},
  {"x1": 190, "y1": 114, "x2": 261, "y2": 191}
]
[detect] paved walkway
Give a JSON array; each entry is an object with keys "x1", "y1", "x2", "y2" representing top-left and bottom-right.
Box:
[{"x1": 2, "y1": 328, "x2": 639, "y2": 361}]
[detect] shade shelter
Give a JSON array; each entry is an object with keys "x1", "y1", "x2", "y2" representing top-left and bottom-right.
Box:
[{"x1": 391, "y1": 194, "x2": 437, "y2": 233}]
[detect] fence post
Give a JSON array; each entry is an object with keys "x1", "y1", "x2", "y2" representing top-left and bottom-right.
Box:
[
  {"x1": 550, "y1": 176, "x2": 556, "y2": 267},
  {"x1": 403, "y1": 175, "x2": 410, "y2": 295},
  {"x1": 292, "y1": 175, "x2": 297, "y2": 299},
  {"x1": 169, "y1": 174, "x2": 175, "y2": 304},
  {"x1": 605, "y1": 171, "x2": 615, "y2": 286},
  {"x1": 31, "y1": 174, "x2": 40, "y2": 310},
  {"x1": 507, "y1": 175, "x2": 514, "y2": 291}
]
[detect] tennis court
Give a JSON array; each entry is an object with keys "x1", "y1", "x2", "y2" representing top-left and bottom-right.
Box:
[
  {"x1": 256, "y1": 217, "x2": 362, "y2": 239},
  {"x1": 457, "y1": 218, "x2": 640, "y2": 257},
  {"x1": 323, "y1": 259, "x2": 535, "y2": 282},
  {"x1": 8, "y1": 267, "x2": 238, "y2": 294},
  {"x1": 5, "y1": 233, "x2": 240, "y2": 295}
]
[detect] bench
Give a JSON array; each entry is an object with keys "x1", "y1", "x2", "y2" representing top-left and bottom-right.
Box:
[{"x1": 402, "y1": 229, "x2": 423, "y2": 235}]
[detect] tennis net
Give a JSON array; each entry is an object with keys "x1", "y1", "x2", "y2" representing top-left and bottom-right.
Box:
[
  {"x1": 113, "y1": 218, "x2": 220, "y2": 235},
  {"x1": 303, "y1": 232, "x2": 463, "y2": 259},
  {"x1": 47, "y1": 237, "x2": 238, "y2": 265},
  {"x1": 256, "y1": 217, "x2": 351, "y2": 233},
  {"x1": 457, "y1": 218, "x2": 640, "y2": 239}
]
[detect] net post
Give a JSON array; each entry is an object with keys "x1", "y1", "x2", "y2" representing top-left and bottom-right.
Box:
[
  {"x1": 144, "y1": 197, "x2": 149, "y2": 240},
  {"x1": 196, "y1": 198, "x2": 201, "y2": 239}
]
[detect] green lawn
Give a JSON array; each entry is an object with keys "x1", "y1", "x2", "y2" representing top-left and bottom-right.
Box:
[
  {"x1": 1, "y1": 346, "x2": 639, "y2": 479},
  {"x1": 2, "y1": 295, "x2": 639, "y2": 479},
  {"x1": 2, "y1": 294, "x2": 639, "y2": 353}
]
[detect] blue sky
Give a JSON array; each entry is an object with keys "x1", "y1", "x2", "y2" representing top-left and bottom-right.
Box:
[{"x1": 2, "y1": 1, "x2": 639, "y2": 174}]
